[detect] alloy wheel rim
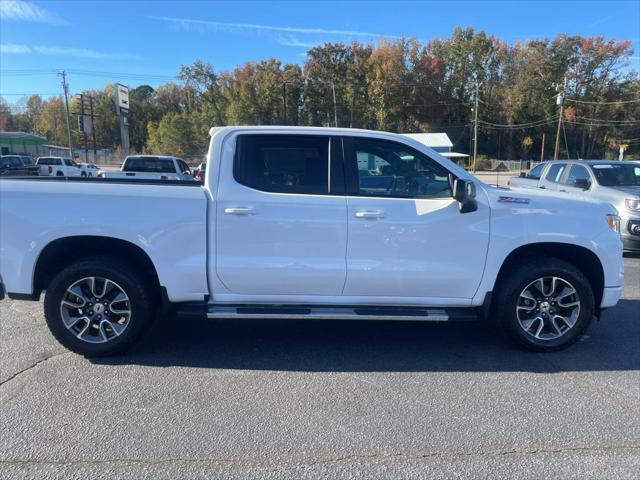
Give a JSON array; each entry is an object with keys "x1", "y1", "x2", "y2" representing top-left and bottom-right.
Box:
[
  {"x1": 59, "y1": 276, "x2": 132, "y2": 344},
  {"x1": 516, "y1": 276, "x2": 581, "y2": 341}
]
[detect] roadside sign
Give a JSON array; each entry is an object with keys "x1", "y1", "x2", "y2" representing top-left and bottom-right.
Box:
[
  {"x1": 78, "y1": 114, "x2": 92, "y2": 133},
  {"x1": 116, "y1": 84, "x2": 130, "y2": 114}
]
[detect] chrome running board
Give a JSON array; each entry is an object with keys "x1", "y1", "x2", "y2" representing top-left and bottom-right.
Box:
[{"x1": 206, "y1": 305, "x2": 457, "y2": 322}]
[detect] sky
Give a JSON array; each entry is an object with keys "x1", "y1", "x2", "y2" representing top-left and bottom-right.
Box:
[{"x1": 1, "y1": 0, "x2": 639, "y2": 107}]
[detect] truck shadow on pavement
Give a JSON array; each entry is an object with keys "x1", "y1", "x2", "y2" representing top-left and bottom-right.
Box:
[{"x1": 93, "y1": 299, "x2": 640, "y2": 373}]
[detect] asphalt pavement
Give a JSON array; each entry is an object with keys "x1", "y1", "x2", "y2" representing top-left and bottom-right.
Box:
[{"x1": 1, "y1": 256, "x2": 638, "y2": 479}]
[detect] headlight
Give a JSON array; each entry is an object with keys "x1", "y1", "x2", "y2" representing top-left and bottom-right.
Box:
[
  {"x1": 606, "y1": 214, "x2": 621, "y2": 233},
  {"x1": 625, "y1": 198, "x2": 640, "y2": 212}
]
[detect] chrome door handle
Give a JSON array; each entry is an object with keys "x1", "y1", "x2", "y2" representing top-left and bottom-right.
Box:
[
  {"x1": 224, "y1": 207, "x2": 256, "y2": 215},
  {"x1": 355, "y1": 210, "x2": 385, "y2": 219}
]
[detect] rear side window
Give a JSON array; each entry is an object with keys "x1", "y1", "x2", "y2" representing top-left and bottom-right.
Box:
[
  {"x1": 177, "y1": 159, "x2": 191, "y2": 174},
  {"x1": 52, "y1": 158, "x2": 62, "y2": 166},
  {"x1": 123, "y1": 157, "x2": 176, "y2": 173},
  {"x1": 234, "y1": 135, "x2": 329, "y2": 194},
  {"x1": 564, "y1": 165, "x2": 590, "y2": 185},
  {"x1": 526, "y1": 163, "x2": 544, "y2": 179},
  {"x1": 37, "y1": 158, "x2": 51, "y2": 165},
  {"x1": 2, "y1": 156, "x2": 22, "y2": 167},
  {"x1": 545, "y1": 163, "x2": 566, "y2": 183}
]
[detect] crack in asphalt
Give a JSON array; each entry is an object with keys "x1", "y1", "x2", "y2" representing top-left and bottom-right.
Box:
[
  {"x1": 1, "y1": 443, "x2": 639, "y2": 469},
  {"x1": 0, "y1": 351, "x2": 69, "y2": 388}
]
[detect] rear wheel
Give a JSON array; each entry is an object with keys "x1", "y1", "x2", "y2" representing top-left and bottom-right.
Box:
[
  {"x1": 56, "y1": 171, "x2": 64, "y2": 176},
  {"x1": 493, "y1": 257, "x2": 594, "y2": 351},
  {"x1": 44, "y1": 257, "x2": 155, "y2": 356}
]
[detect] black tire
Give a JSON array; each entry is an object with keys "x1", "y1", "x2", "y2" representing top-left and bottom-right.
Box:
[
  {"x1": 492, "y1": 256, "x2": 594, "y2": 352},
  {"x1": 81, "y1": 171, "x2": 87, "y2": 177},
  {"x1": 56, "y1": 171, "x2": 64, "y2": 176},
  {"x1": 44, "y1": 257, "x2": 155, "y2": 356}
]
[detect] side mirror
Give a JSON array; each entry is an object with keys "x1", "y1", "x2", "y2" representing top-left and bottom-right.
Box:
[
  {"x1": 453, "y1": 179, "x2": 478, "y2": 213},
  {"x1": 519, "y1": 172, "x2": 527, "y2": 178},
  {"x1": 573, "y1": 178, "x2": 591, "y2": 190}
]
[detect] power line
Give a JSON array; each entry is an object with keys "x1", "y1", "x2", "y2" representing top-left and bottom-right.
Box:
[
  {"x1": 0, "y1": 92, "x2": 60, "y2": 96},
  {"x1": 566, "y1": 120, "x2": 640, "y2": 127},
  {"x1": 478, "y1": 116, "x2": 559, "y2": 128},
  {"x1": 565, "y1": 97, "x2": 640, "y2": 105},
  {"x1": 573, "y1": 116, "x2": 640, "y2": 124}
]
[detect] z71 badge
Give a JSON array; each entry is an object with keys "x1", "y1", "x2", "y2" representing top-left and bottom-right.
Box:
[{"x1": 498, "y1": 196, "x2": 531, "y2": 204}]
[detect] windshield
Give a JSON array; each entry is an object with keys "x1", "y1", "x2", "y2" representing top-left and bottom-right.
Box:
[{"x1": 591, "y1": 163, "x2": 640, "y2": 187}]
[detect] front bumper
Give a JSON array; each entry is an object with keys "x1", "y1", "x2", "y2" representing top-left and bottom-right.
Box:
[
  {"x1": 601, "y1": 286, "x2": 623, "y2": 308},
  {"x1": 621, "y1": 234, "x2": 640, "y2": 252},
  {"x1": 621, "y1": 216, "x2": 640, "y2": 251}
]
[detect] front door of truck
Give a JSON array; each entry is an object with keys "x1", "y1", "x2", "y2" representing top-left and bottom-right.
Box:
[
  {"x1": 215, "y1": 133, "x2": 347, "y2": 296},
  {"x1": 341, "y1": 136, "x2": 490, "y2": 302}
]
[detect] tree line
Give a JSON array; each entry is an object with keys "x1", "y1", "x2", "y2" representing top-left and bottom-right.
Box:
[{"x1": 2, "y1": 27, "x2": 639, "y2": 163}]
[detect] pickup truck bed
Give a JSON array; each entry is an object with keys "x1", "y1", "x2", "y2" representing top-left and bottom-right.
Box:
[{"x1": 0, "y1": 177, "x2": 207, "y2": 302}]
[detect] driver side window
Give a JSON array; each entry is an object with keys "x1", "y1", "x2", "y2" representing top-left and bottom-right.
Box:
[{"x1": 349, "y1": 138, "x2": 452, "y2": 198}]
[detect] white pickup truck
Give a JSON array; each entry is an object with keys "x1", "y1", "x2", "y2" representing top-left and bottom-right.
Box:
[
  {"x1": 0, "y1": 127, "x2": 624, "y2": 356},
  {"x1": 100, "y1": 155, "x2": 194, "y2": 181},
  {"x1": 36, "y1": 156, "x2": 82, "y2": 177}
]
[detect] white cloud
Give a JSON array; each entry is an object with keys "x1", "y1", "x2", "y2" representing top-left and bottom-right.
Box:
[
  {"x1": 0, "y1": 0, "x2": 68, "y2": 25},
  {"x1": 0, "y1": 43, "x2": 139, "y2": 60},
  {"x1": 276, "y1": 36, "x2": 319, "y2": 48},
  {"x1": 152, "y1": 16, "x2": 400, "y2": 39},
  {"x1": 0, "y1": 43, "x2": 32, "y2": 54}
]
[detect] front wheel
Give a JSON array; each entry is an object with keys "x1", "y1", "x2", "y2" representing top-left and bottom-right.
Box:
[
  {"x1": 493, "y1": 257, "x2": 594, "y2": 352},
  {"x1": 44, "y1": 257, "x2": 155, "y2": 356}
]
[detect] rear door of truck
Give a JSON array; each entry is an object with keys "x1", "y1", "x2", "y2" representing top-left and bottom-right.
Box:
[{"x1": 214, "y1": 133, "x2": 348, "y2": 297}]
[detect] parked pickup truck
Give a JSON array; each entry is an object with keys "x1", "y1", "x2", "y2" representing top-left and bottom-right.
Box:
[
  {"x1": 0, "y1": 127, "x2": 624, "y2": 356},
  {"x1": 0, "y1": 155, "x2": 39, "y2": 177},
  {"x1": 100, "y1": 155, "x2": 194, "y2": 181},
  {"x1": 36, "y1": 156, "x2": 82, "y2": 177},
  {"x1": 509, "y1": 160, "x2": 640, "y2": 252}
]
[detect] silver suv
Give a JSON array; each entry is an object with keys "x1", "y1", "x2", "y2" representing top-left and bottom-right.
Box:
[{"x1": 509, "y1": 160, "x2": 640, "y2": 251}]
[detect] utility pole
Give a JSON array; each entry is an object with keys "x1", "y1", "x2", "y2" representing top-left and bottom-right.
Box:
[
  {"x1": 282, "y1": 83, "x2": 287, "y2": 124},
  {"x1": 350, "y1": 84, "x2": 356, "y2": 128},
  {"x1": 540, "y1": 132, "x2": 545, "y2": 162},
  {"x1": 332, "y1": 82, "x2": 338, "y2": 128},
  {"x1": 89, "y1": 95, "x2": 97, "y2": 157},
  {"x1": 472, "y1": 80, "x2": 480, "y2": 173},
  {"x1": 58, "y1": 70, "x2": 73, "y2": 157},
  {"x1": 553, "y1": 76, "x2": 567, "y2": 161},
  {"x1": 78, "y1": 94, "x2": 89, "y2": 162}
]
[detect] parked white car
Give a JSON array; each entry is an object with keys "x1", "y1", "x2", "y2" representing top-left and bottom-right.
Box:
[
  {"x1": 509, "y1": 160, "x2": 640, "y2": 251},
  {"x1": 100, "y1": 155, "x2": 194, "y2": 181},
  {"x1": 0, "y1": 127, "x2": 624, "y2": 356},
  {"x1": 35, "y1": 156, "x2": 82, "y2": 177},
  {"x1": 79, "y1": 163, "x2": 104, "y2": 177}
]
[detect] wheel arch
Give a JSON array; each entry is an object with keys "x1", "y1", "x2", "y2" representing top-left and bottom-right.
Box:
[
  {"x1": 493, "y1": 242, "x2": 605, "y2": 307},
  {"x1": 33, "y1": 236, "x2": 162, "y2": 299}
]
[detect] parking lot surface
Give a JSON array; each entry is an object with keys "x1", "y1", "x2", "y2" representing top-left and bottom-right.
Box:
[{"x1": 1, "y1": 256, "x2": 638, "y2": 479}]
